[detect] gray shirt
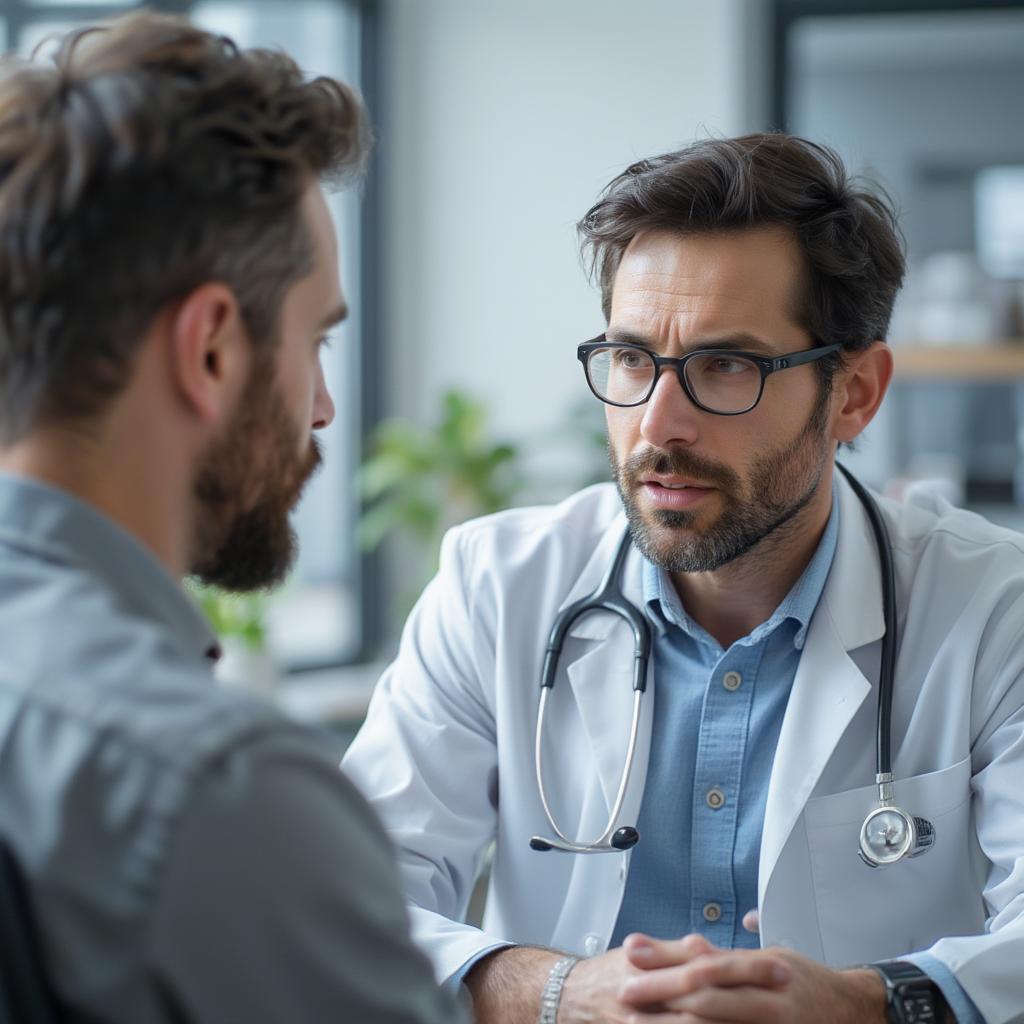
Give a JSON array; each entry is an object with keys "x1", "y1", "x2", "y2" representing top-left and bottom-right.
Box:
[{"x1": 0, "y1": 472, "x2": 464, "y2": 1024}]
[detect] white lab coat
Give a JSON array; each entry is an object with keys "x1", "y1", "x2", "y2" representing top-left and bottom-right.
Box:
[{"x1": 343, "y1": 475, "x2": 1024, "y2": 1024}]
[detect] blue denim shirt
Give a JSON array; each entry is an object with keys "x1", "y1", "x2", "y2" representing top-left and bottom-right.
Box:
[
  {"x1": 610, "y1": 493, "x2": 841, "y2": 950},
  {"x1": 609, "y1": 491, "x2": 980, "y2": 1022}
]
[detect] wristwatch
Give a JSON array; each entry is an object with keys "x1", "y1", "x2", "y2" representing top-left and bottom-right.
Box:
[{"x1": 867, "y1": 961, "x2": 947, "y2": 1024}]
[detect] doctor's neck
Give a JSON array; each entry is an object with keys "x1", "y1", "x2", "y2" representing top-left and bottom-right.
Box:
[{"x1": 668, "y1": 477, "x2": 834, "y2": 649}]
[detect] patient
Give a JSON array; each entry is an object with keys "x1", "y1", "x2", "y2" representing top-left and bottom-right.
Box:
[{"x1": 0, "y1": 12, "x2": 462, "y2": 1023}]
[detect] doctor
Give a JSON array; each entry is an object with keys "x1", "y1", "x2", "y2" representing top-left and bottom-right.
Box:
[{"x1": 344, "y1": 134, "x2": 1024, "y2": 1024}]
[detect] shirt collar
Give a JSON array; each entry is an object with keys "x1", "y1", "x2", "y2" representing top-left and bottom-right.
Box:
[
  {"x1": 0, "y1": 471, "x2": 219, "y2": 665},
  {"x1": 642, "y1": 480, "x2": 840, "y2": 652}
]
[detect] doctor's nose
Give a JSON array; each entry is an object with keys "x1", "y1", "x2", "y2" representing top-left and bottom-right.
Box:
[{"x1": 639, "y1": 366, "x2": 701, "y2": 450}]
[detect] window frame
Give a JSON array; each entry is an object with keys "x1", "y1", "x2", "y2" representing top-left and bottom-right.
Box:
[{"x1": 770, "y1": 0, "x2": 1024, "y2": 129}]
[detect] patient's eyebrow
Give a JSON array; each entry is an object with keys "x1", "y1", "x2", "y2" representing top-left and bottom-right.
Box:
[{"x1": 317, "y1": 303, "x2": 349, "y2": 331}]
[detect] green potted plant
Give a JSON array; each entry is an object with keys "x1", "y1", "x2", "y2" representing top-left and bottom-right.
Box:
[{"x1": 358, "y1": 389, "x2": 523, "y2": 613}]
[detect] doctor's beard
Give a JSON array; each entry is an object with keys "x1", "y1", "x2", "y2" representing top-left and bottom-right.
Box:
[{"x1": 609, "y1": 396, "x2": 832, "y2": 574}]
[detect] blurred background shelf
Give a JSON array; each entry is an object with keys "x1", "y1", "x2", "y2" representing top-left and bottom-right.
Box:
[{"x1": 894, "y1": 344, "x2": 1024, "y2": 379}]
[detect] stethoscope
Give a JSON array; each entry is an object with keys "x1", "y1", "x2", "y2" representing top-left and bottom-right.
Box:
[{"x1": 529, "y1": 464, "x2": 935, "y2": 869}]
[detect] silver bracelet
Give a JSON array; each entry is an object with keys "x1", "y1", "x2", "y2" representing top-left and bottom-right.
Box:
[{"x1": 538, "y1": 955, "x2": 579, "y2": 1024}]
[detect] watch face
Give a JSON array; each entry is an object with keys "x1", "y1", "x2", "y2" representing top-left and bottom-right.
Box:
[
  {"x1": 892, "y1": 979, "x2": 941, "y2": 1024},
  {"x1": 871, "y1": 962, "x2": 943, "y2": 1024}
]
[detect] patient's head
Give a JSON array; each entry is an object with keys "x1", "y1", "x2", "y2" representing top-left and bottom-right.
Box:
[{"x1": 0, "y1": 11, "x2": 368, "y2": 588}]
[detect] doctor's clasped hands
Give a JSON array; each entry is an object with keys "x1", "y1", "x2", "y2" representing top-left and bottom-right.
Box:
[{"x1": 468, "y1": 932, "x2": 892, "y2": 1024}]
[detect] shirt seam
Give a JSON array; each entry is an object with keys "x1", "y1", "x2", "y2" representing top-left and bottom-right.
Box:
[{"x1": 0, "y1": 673, "x2": 278, "y2": 775}]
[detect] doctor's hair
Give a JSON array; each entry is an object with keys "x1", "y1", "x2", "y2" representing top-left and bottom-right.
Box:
[
  {"x1": 0, "y1": 10, "x2": 368, "y2": 443},
  {"x1": 578, "y1": 133, "x2": 905, "y2": 384}
]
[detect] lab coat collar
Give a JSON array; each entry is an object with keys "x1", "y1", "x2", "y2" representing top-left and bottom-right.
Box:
[
  {"x1": 757, "y1": 467, "x2": 887, "y2": 908},
  {"x1": 560, "y1": 510, "x2": 639, "y2": 641},
  {"x1": 820, "y1": 467, "x2": 887, "y2": 652}
]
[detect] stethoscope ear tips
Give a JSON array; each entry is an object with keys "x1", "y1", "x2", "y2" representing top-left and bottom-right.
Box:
[
  {"x1": 611, "y1": 826, "x2": 640, "y2": 850},
  {"x1": 530, "y1": 837, "x2": 554, "y2": 852}
]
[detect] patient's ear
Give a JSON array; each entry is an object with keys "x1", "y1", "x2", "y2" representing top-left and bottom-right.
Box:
[
  {"x1": 832, "y1": 341, "x2": 893, "y2": 445},
  {"x1": 167, "y1": 283, "x2": 250, "y2": 424}
]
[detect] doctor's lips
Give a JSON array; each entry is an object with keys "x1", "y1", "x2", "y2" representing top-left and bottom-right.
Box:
[
  {"x1": 620, "y1": 448, "x2": 737, "y2": 502},
  {"x1": 640, "y1": 475, "x2": 716, "y2": 509}
]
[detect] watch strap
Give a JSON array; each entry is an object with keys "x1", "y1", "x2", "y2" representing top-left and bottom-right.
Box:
[{"x1": 867, "y1": 960, "x2": 946, "y2": 1024}]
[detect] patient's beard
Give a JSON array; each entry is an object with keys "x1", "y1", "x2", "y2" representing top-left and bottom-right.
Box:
[{"x1": 190, "y1": 369, "x2": 321, "y2": 592}]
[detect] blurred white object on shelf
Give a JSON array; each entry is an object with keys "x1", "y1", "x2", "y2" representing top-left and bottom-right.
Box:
[
  {"x1": 884, "y1": 452, "x2": 966, "y2": 508},
  {"x1": 976, "y1": 166, "x2": 1024, "y2": 281},
  {"x1": 911, "y1": 251, "x2": 999, "y2": 346}
]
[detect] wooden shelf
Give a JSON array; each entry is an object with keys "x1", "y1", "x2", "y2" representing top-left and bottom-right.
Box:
[{"x1": 894, "y1": 344, "x2": 1024, "y2": 380}]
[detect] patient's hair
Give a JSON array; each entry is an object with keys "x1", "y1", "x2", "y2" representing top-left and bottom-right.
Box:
[
  {"x1": 0, "y1": 10, "x2": 367, "y2": 442},
  {"x1": 578, "y1": 133, "x2": 905, "y2": 382}
]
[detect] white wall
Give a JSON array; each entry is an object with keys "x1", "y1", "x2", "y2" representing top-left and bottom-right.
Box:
[{"x1": 378, "y1": 0, "x2": 758, "y2": 495}]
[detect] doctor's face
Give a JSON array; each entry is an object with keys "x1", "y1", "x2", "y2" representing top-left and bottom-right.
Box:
[{"x1": 604, "y1": 226, "x2": 837, "y2": 574}]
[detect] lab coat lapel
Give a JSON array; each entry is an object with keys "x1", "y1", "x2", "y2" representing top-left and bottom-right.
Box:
[
  {"x1": 758, "y1": 472, "x2": 885, "y2": 906},
  {"x1": 562, "y1": 518, "x2": 654, "y2": 819}
]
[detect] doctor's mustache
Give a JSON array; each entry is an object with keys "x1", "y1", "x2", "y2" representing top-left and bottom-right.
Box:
[{"x1": 616, "y1": 444, "x2": 741, "y2": 493}]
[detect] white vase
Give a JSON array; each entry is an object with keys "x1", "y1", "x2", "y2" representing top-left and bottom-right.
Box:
[{"x1": 214, "y1": 640, "x2": 279, "y2": 697}]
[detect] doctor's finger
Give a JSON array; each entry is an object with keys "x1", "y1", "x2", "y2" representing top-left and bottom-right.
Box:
[
  {"x1": 623, "y1": 932, "x2": 716, "y2": 969},
  {"x1": 628, "y1": 985, "x2": 784, "y2": 1024},
  {"x1": 618, "y1": 955, "x2": 791, "y2": 1006}
]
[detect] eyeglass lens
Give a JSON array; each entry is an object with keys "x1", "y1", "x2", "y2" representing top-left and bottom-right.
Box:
[{"x1": 586, "y1": 346, "x2": 762, "y2": 413}]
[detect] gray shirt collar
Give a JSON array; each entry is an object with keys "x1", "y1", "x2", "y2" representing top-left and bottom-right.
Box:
[{"x1": 0, "y1": 471, "x2": 219, "y2": 664}]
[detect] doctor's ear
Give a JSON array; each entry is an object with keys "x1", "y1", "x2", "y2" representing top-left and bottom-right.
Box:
[
  {"x1": 831, "y1": 341, "x2": 893, "y2": 445},
  {"x1": 166, "y1": 282, "x2": 251, "y2": 424}
]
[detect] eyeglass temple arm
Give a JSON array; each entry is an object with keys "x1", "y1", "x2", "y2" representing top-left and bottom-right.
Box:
[{"x1": 768, "y1": 342, "x2": 844, "y2": 372}]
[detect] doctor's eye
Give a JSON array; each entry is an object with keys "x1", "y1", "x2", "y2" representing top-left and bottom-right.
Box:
[
  {"x1": 610, "y1": 347, "x2": 653, "y2": 371},
  {"x1": 701, "y1": 355, "x2": 755, "y2": 375}
]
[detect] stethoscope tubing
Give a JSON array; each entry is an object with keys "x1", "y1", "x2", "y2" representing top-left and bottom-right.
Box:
[
  {"x1": 533, "y1": 687, "x2": 643, "y2": 851},
  {"x1": 834, "y1": 464, "x2": 898, "y2": 794}
]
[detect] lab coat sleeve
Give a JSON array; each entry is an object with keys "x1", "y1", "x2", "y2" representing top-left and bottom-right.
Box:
[
  {"x1": 343, "y1": 524, "x2": 512, "y2": 983},
  {"x1": 902, "y1": 953, "x2": 984, "y2": 1024},
  {"x1": 919, "y1": 587, "x2": 1024, "y2": 1024}
]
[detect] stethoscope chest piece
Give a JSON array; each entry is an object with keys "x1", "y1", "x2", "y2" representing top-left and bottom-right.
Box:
[{"x1": 858, "y1": 804, "x2": 936, "y2": 868}]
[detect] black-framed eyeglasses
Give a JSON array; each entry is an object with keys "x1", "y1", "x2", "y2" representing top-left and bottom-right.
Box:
[{"x1": 577, "y1": 337, "x2": 843, "y2": 415}]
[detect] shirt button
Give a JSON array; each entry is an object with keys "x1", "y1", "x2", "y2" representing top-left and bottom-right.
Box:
[
  {"x1": 706, "y1": 787, "x2": 726, "y2": 810},
  {"x1": 583, "y1": 934, "x2": 602, "y2": 956},
  {"x1": 702, "y1": 902, "x2": 722, "y2": 923},
  {"x1": 723, "y1": 671, "x2": 742, "y2": 691}
]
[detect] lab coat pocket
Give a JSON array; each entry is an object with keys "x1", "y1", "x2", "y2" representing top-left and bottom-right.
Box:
[{"x1": 803, "y1": 756, "x2": 985, "y2": 966}]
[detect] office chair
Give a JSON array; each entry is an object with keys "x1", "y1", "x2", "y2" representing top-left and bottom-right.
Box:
[{"x1": 0, "y1": 840, "x2": 62, "y2": 1024}]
